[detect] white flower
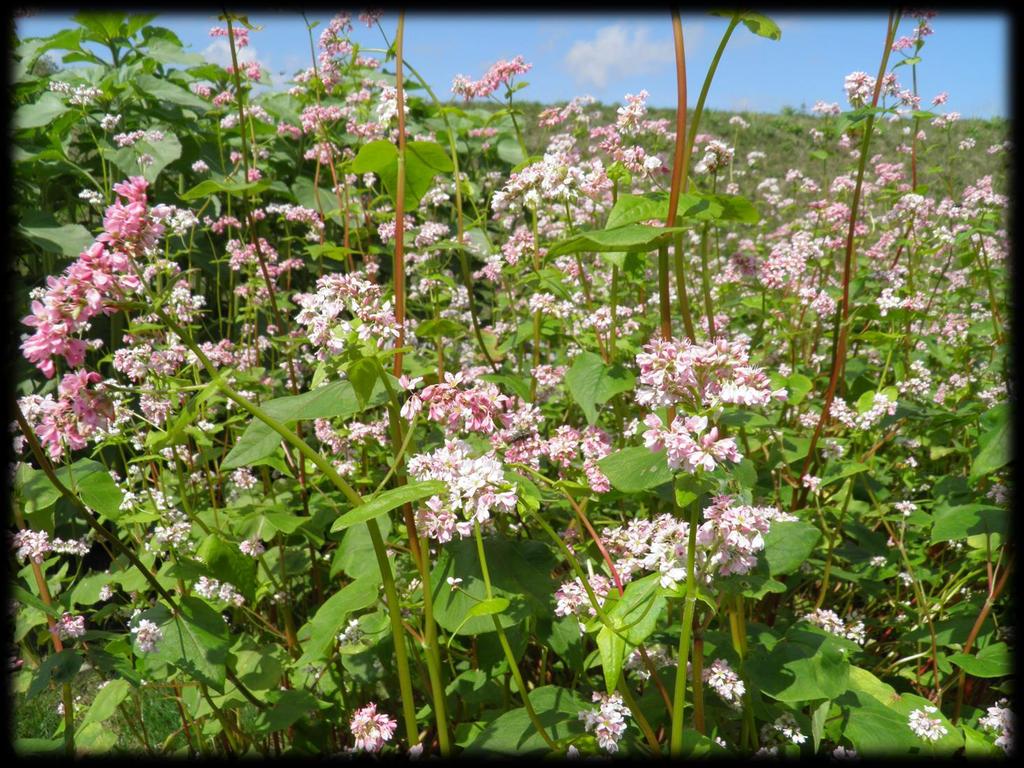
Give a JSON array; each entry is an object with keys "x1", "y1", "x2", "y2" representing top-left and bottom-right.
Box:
[{"x1": 908, "y1": 706, "x2": 947, "y2": 742}]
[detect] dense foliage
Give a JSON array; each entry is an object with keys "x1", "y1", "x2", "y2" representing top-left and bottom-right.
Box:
[{"x1": 9, "y1": 10, "x2": 1012, "y2": 758}]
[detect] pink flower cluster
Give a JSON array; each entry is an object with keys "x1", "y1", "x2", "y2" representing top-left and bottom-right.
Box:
[
  {"x1": 643, "y1": 413, "x2": 741, "y2": 474},
  {"x1": 414, "y1": 371, "x2": 509, "y2": 435},
  {"x1": 22, "y1": 177, "x2": 162, "y2": 378},
  {"x1": 602, "y1": 495, "x2": 795, "y2": 589},
  {"x1": 293, "y1": 271, "x2": 399, "y2": 357},
  {"x1": 579, "y1": 692, "x2": 631, "y2": 753},
  {"x1": 349, "y1": 703, "x2": 397, "y2": 752},
  {"x1": 635, "y1": 336, "x2": 786, "y2": 411},
  {"x1": 408, "y1": 440, "x2": 518, "y2": 542},
  {"x1": 451, "y1": 55, "x2": 532, "y2": 100}
]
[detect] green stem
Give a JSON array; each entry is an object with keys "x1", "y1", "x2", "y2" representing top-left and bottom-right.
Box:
[
  {"x1": 473, "y1": 523, "x2": 557, "y2": 750},
  {"x1": 669, "y1": 497, "x2": 700, "y2": 756}
]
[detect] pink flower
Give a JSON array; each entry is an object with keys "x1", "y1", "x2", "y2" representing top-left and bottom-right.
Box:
[{"x1": 349, "y1": 703, "x2": 397, "y2": 752}]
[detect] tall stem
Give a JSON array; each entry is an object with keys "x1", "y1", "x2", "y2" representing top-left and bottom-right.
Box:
[
  {"x1": 795, "y1": 11, "x2": 901, "y2": 508},
  {"x1": 670, "y1": 497, "x2": 701, "y2": 755},
  {"x1": 392, "y1": 12, "x2": 408, "y2": 377}
]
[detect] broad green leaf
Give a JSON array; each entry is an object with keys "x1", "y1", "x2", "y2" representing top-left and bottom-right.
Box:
[
  {"x1": 430, "y1": 537, "x2": 556, "y2": 635},
  {"x1": 222, "y1": 379, "x2": 389, "y2": 469},
  {"x1": 80, "y1": 678, "x2": 130, "y2": 727},
  {"x1": 149, "y1": 597, "x2": 229, "y2": 692},
  {"x1": 465, "y1": 686, "x2": 585, "y2": 754},
  {"x1": 180, "y1": 177, "x2": 270, "y2": 201},
  {"x1": 132, "y1": 73, "x2": 209, "y2": 111},
  {"x1": 253, "y1": 689, "x2": 327, "y2": 734},
  {"x1": 564, "y1": 352, "x2": 635, "y2": 424},
  {"x1": 296, "y1": 577, "x2": 380, "y2": 664},
  {"x1": 14, "y1": 92, "x2": 70, "y2": 130},
  {"x1": 346, "y1": 356, "x2": 378, "y2": 409},
  {"x1": 969, "y1": 418, "x2": 1009, "y2": 483},
  {"x1": 195, "y1": 534, "x2": 257, "y2": 603},
  {"x1": 415, "y1": 318, "x2": 467, "y2": 339},
  {"x1": 28, "y1": 649, "x2": 82, "y2": 699},
  {"x1": 330, "y1": 480, "x2": 447, "y2": 533},
  {"x1": 930, "y1": 503, "x2": 1005, "y2": 544},
  {"x1": 946, "y1": 642, "x2": 1011, "y2": 678},
  {"x1": 496, "y1": 137, "x2": 525, "y2": 165},
  {"x1": 747, "y1": 634, "x2": 849, "y2": 702},
  {"x1": 596, "y1": 624, "x2": 628, "y2": 692},
  {"x1": 764, "y1": 521, "x2": 821, "y2": 576},
  {"x1": 737, "y1": 12, "x2": 782, "y2": 40},
  {"x1": 350, "y1": 139, "x2": 452, "y2": 208},
  {"x1": 547, "y1": 223, "x2": 686, "y2": 258},
  {"x1": 19, "y1": 213, "x2": 93, "y2": 257},
  {"x1": 598, "y1": 447, "x2": 673, "y2": 493},
  {"x1": 604, "y1": 191, "x2": 760, "y2": 229}
]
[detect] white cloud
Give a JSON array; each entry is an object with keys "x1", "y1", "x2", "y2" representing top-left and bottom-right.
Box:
[
  {"x1": 563, "y1": 23, "x2": 683, "y2": 89},
  {"x1": 201, "y1": 38, "x2": 268, "y2": 72}
]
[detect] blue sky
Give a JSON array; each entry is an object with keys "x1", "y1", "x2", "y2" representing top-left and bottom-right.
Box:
[{"x1": 16, "y1": 12, "x2": 1010, "y2": 117}]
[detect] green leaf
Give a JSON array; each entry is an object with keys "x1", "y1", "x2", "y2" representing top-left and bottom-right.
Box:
[
  {"x1": 496, "y1": 137, "x2": 525, "y2": 165},
  {"x1": 296, "y1": 577, "x2": 380, "y2": 664},
  {"x1": 596, "y1": 624, "x2": 627, "y2": 692},
  {"x1": 132, "y1": 73, "x2": 209, "y2": 111},
  {"x1": 195, "y1": 534, "x2": 257, "y2": 603},
  {"x1": 786, "y1": 373, "x2": 813, "y2": 405},
  {"x1": 821, "y1": 461, "x2": 868, "y2": 488},
  {"x1": 969, "y1": 417, "x2": 1009, "y2": 483},
  {"x1": 763, "y1": 521, "x2": 821, "y2": 576},
  {"x1": 19, "y1": 213, "x2": 93, "y2": 257},
  {"x1": 15, "y1": 92, "x2": 70, "y2": 130},
  {"x1": 80, "y1": 678, "x2": 131, "y2": 727},
  {"x1": 747, "y1": 634, "x2": 849, "y2": 702},
  {"x1": 415, "y1": 318, "x2": 467, "y2": 339},
  {"x1": 736, "y1": 12, "x2": 782, "y2": 40},
  {"x1": 547, "y1": 223, "x2": 686, "y2": 258},
  {"x1": 222, "y1": 379, "x2": 388, "y2": 469},
  {"x1": 254, "y1": 689, "x2": 326, "y2": 734},
  {"x1": 180, "y1": 177, "x2": 270, "y2": 201},
  {"x1": 564, "y1": 352, "x2": 635, "y2": 425},
  {"x1": 149, "y1": 597, "x2": 229, "y2": 692},
  {"x1": 604, "y1": 191, "x2": 759, "y2": 229},
  {"x1": 467, "y1": 597, "x2": 511, "y2": 618},
  {"x1": 930, "y1": 503, "x2": 1005, "y2": 544},
  {"x1": 350, "y1": 139, "x2": 452, "y2": 208},
  {"x1": 598, "y1": 447, "x2": 673, "y2": 493},
  {"x1": 464, "y1": 686, "x2": 585, "y2": 754},
  {"x1": 346, "y1": 357, "x2": 379, "y2": 409},
  {"x1": 946, "y1": 642, "x2": 1011, "y2": 678},
  {"x1": 330, "y1": 480, "x2": 448, "y2": 533},
  {"x1": 430, "y1": 537, "x2": 556, "y2": 635},
  {"x1": 28, "y1": 649, "x2": 82, "y2": 698}
]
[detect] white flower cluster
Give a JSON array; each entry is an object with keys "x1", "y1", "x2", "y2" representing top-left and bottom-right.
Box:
[
  {"x1": 131, "y1": 618, "x2": 163, "y2": 653},
  {"x1": 802, "y1": 608, "x2": 867, "y2": 645},
  {"x1": 580, "y1": 692, "x2": 631, "y2": 753},
  {"x1": 908, "y1": 705, "x2": 947, "y2": 742},
  {"x1": 407, "y1": 439, "x2": 517, "y2": 543},
  {"x1": 703, "y1": 658, "x2": 745, "y2": 707},
  {"x1": 193, "y1": 576, "x2": 245, "y2": 606},
  {"x1": 979, "y1": 699, "x2": 1013, "y2": 754}
]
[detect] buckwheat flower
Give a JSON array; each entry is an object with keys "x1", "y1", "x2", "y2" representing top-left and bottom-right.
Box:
[
  {"x1": 802, "y1": 474, "x2": 822, "y2": 494},
  {"x1": 99, "y1": 113, "x2": 121, "y2": 131},
  {"x1": 239, "y1": 537, "x2": 265, "y2": 558},
  {"x1": 895, "y1": 501, "x2": 917, "y2": 517},
  {"x1": 337, "y1": 618, "x2": 364, "y2": 646},
  {"x1": 12, "y1": 529, "x2": 51, "y2": 563},
  {"x1": 53, "y1": 612, "x2": 86, "y2": 640},
  {"x1": 704, "y1": 658, "x2": 745, "y2": 707},
  {"x1": 131, "y1": 618, "x2": 163, "y2": 653},
  {"x1": 908, "y1": 706, "x2": 947, "y2": 742},
  {"x1": 766, "y1": 712, "x2": 807, "y2": 745},
  {"x1": 78, "y1": 189, "x2": 104, "y2": 206},
  {"x1": 580, "y1": 692, "x2": 630, "y2": 753},
  {"x1": 832, "y1": 745, "x2": 858, "y2": 759},
  {"x1": 869, "y1": 555, "x2": 887, "y2": 567},
  {"x1": 978, "y1": 699, "x2": 1013, "y2": 754},
  {"x1": 349, "y1": 703, "x2": 397, "y2": 752}
]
